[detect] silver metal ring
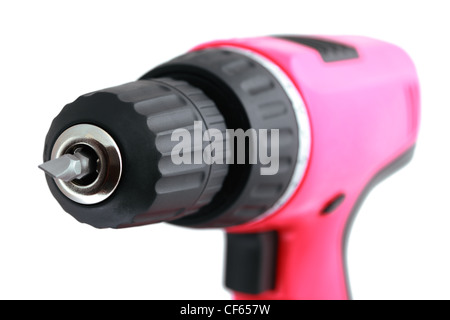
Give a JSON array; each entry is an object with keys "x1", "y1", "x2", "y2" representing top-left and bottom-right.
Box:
[
  {"x1": 51, "y1": 124, "x2": 123, "y2": 205},
  {"x1": 219, "y1": 46, "x2": 312, "y2": 220}
]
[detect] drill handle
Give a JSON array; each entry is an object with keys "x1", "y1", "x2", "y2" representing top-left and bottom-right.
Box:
[
  {"x1": 225, "y1": 206, "x2": 351, "y2": 300},
  {"x1": 225, "y1": 146, "x2": 416, "y2": 300}
]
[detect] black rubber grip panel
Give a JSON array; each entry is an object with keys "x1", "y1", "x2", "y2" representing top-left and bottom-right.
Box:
[
  {"x1": 274, "y1": 36, "x2": 359, "y2": 62},
  {"x1": 225, "y1": 231, "x2": 278, "y2": 294}
]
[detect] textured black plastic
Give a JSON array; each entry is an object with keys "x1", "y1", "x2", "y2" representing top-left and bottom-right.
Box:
[
  {"x1": 44, "y1": 78, "x2": 227, "y2": 228},
  {"x1": 225, "y1": 231, "x2": 278, "y2": 294},
  {"x1": 274, "y1": 36, "x2": 359, "y2": 62},
  {"x1": 143, "y1": 49, "x2": 299, "y2": 228}
]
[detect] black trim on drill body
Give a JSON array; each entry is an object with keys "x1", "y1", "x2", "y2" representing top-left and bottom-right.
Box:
[
  {"x1": 225, "y1": 231, "x2": 278, "y2": 294},
  {"x1": 342, "y1": 145, "x2": 416, "y2": 298},
  {"x1": 321, "y1": 193, "x2": 346, "y2": 214},
  {"x1": 143, "y1": 49, "x2": 300, "y2": 228},
  {"x1": 273, "y1": 36, "x2": 359, "y2": 62}
]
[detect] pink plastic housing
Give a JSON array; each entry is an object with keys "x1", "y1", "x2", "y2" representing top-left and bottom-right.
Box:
[{"x1": 194, "y1": 36, "x2": 420, "y2": 300}]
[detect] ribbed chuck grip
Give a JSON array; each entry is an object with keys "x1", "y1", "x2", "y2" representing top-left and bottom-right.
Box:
[{"x1": 43, "y1": 78, "x2": 228, "y2": 228}]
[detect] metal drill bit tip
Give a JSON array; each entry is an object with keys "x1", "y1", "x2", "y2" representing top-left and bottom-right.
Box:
[{"x1": 39, "y1": 152, "x2": 93, "y2": 182}]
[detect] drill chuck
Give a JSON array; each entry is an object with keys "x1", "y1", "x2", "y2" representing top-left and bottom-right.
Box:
[
  {"x1": 41, "y1": 48, "x2": 305, "y2": 229},
  {"x1": 42, "y1": 78, "x2": 230, "y2": 227}
]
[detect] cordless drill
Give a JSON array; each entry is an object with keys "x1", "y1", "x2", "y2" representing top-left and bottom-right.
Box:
[{"x1": 40, "y1": 35, "x2": 420, "y2": 300}]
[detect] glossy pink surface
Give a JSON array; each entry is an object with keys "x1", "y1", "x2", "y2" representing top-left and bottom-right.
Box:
[{"x1": 195, "y1": 36, "x2": 420, "y2": 300}]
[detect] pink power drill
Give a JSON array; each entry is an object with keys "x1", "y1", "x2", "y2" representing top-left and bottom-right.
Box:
[{"x1": 40, "y1": 35, "x2": 420, "y2": 300}]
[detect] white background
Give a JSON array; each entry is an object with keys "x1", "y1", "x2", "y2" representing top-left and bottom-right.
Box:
[{"x1": 1, "y1": 1, "x2": 449, "y2": 300}]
